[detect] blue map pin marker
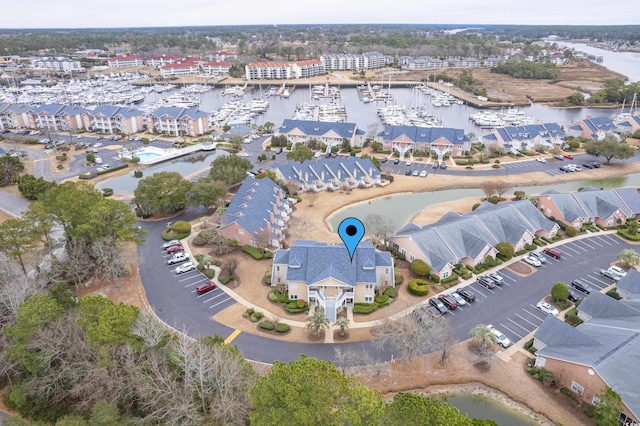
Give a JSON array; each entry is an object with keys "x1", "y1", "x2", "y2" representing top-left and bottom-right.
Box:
[{"x1": 338, "y1": 217, "x2": 365, "y2": 262}]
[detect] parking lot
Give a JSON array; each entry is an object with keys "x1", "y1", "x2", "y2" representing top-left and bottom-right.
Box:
[
  {"x1": 447, "y1": 233, "x2": 626, "y2": 345},
  {"x1": 161, "y1": 245, "x2": 236, "y2": 315}
]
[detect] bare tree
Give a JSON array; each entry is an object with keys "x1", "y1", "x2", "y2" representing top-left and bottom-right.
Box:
[
  {"x1": 363, "y1": 213, "x2": 394, "y2": 246},
  {"x1": 494, "y1": 180, "x2": 511, "y2": 200},
  {"x1": 288, "y1": 216, "x2": 317, "y2": 241},
  {"x1": 366, "y1": 123, "x2": 380, "y2": 140},
  {"x1": 91, "y1": 237, "x2": 129, "y2": 288},
  {"x1": 284, "y1": 179, "x2": 300, "y2": 196},
  {"x1": 131, "y1": 313, "x2": 168, "y2": 349},
  {"x1": 222, "y1": 257, "x2": 238, "y2": 276},
  {"x1": 253, "y1": 227, "x2": 272, "y2": 253},
  {"x1": 373, "y1": 314, "x2": 456, "y2": 365},
  {"x1": 480, "y1": 181, "x2": 497, "y2": 200},
  {"x1": 0, "y1": 274, "x2": 41, "y2": 327}
]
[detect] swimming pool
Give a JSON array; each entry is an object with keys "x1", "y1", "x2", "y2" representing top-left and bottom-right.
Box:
[{"x1": 136, "y1": 151, "x2": 162, "y2": 161}]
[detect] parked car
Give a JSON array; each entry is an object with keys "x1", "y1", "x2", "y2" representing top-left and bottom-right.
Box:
[
  {"x1": 439, "y1": 162, "x2": 447, "y2": 169},
  {"x1": 196, "y1": 281, "x2": 217, "y2": 295},
  {"x1": 457, "y1": 287, "x2": 476, "y2": 302},
  {"x1": 162, "y1": 240, "x2": 181, "y2": 249},
  {"x1": 598, "y1": 268, "x2": 619, "y2": 281},
  {"x1": 331, "y1": 152, "x2": 338, "y2": 158},
  {"x1": 608, "y1": 266, "x2": 627, "y2": 279},
  {"x1": 590, "y1": 162, "x2": 601, "y2": 168},
  {"x1": 487, "y1": 325, "x2": 512, "y2": 348},
  {"x1": 448, "y1": 291, "x2": 467, "y2": 306},
  {"x1": 581, "y1": 163, "x2": 594, "y2": 169},
  {"x1": 419, "y1": 170, "x2": 428, "y2": 178},
  {"x1": 166, "y1": 245, "x2": 184, "y2": 254},
  {"x1": 571, "y1": 279, "x2": 593, "y2": 295},
  {"x1": 175, "y1": 262, "x2": 196, "y2": 274},
  {"x1": 536, "y1": 301, "x2": 559, "y2": 316},
  {"x1": 529, "y1": 251, "x2": 547, "y2": 264},
  {"x1": 404, "y1": 169, "x2": 411, "y2": 176},
  {"x1": 380, "y1": 157, "x2": 388, "y2": 163},
  {"x1": 406, "y1": 160, "x2": 413, "y2": 166},
  {"x1": 438, "y1": 294, "x2": 458, "y2": 310},
  {"x1": 567, "y1": 289, "x2": 582, "y2": 303},
  {"x1": 486, "y1": 272, "x2": 504, "y2": 285},
  {"x1": 167, "y1": 252, "x2": 190, "y2": 265},
  {"x1": 563, "y1": 154, "x2": 574, "y2": 159},
  {"x1": 554, "y1": 155, "x2": 564, "y2": 161},
  {"x1": 477, "y1": 276, "x2": 496, "y2": 289},
  {"x1": 535, "y1": 157, "x2": 547, "y2": 163},
  {"x1": 412, "y1": 170, "x2": 419, "y2": 176},
  {"x1": 413, "y1": 306, "x2": 441, "y2": 321},
  {"x1": 432, "y1": 161, "x2": 439, "y2": 169},
  {"x1": 543, "y1": 248, "x2": 561, "y2": 259},
  {"x1": 393, "y1": 159, "x2": 400, "y2": 164},
  {"x1": 523, "y1": 256, "x2": 542, "y2": 267},
  {"x1": 429, "y1": 297, "x2": 449, "y2": 314},
  {"x1": 276, "y1": 148, "x2": 283, "y2": 154}
]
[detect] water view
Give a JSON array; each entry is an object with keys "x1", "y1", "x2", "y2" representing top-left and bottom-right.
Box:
[
  {"x1": 440, "y1": 392, "x2": 539, "y2": 426},
  {"x1": 96, "y1": 150, "x2": 227, "y2": 195}
]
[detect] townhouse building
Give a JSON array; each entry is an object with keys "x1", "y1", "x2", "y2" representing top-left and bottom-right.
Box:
[
  {"x1": 390, "y1": 201, "x2": 559, "y2": 279},
  {"x1": 375, "y1": 125, "x2": 472, "y2": 161},
  {"x1": 90, "y1": 105, "x2": 144, "y2": 135},
  {"x1": 202, "y1": 61, "x2": 232, "y2": 75},
  {"x1": 276, "y1": 119, "x2": 364, "y2": 149},
  {"x1": 291, "y1": 60, "x2": 326, "y2": 78},
  {"x1": 160, "y1": 60, "x2": 201, "y2": 77},
  {"x1": 245, "y1": 61, "x2": 292, "y2": 80},
  {"x1": 565, "y1": 116, "x2": 617, "y2": 140},
  {"x1": 218, "y1": 177, "x2": 292, "y2": 249},
  {"x1": 31, "y1": 57, "x2": 84, "y2": 73},
  {"x1": 481, "y1": 123, "x2": 565, "y2": 153},
  {"x1": 271, "y1": 240, "x2": 394, "y2": 321},
  {"x1": 107, "y1": 55, "x2": 144, "y2": 68},
  {"x1": 147, "y1": 106, "x2": 210, "y2": 136},
  {"x1": 146, "y1": 55, "x2": 182, "y2": 67},
  {"x1": 33, "y1": 104, "x2": 90, "y2": 131}
]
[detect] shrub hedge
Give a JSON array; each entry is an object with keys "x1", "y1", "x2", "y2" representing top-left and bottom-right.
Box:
[
  {"x1": 96, "y1": 163, "x2": 128, "y2": 175},
  {"x1": 375, "y1": 294, "x2": 391, "y2": 306},
  {"x1": 101, "y1": 188, "x2": 113, "y2": 197},
  {"x1": 242, "y1": 245, "x2": 264, "y2": 260},
  {"x1": 259, "y1": 320, "x2": 274, "y2": 330},
  {"x1": 161, "y1": 230, "x2": 190, "y2": 241},
  {"x1": 408, "y1": 279, "x2": 430, "y2": 296},
  {"x1": 204, "y1": 269, "x2": 215, "y2": 279},
  {"x1": 219, "y1": 275, "x2": 233, "y2": 284},
  {"x1": 192, "y1": 236, "x2": 207, "y2": 246},
  {"x1": 275, "y1": 323, "x2": 290, "y2": 333},
  {"x1": 606, "y1": 288, "x2": 622, "y2": 300},
  {"x1": 353, "y1": 302, "x2": 379, "y2": 314},
  {"x1": 618, "y1": 229, "x2": 640, "y2": 241},
  {"x1": 250, "y1": 311, "x2": 264, "y2": 322},
  {"x1": 171, "y1": 221, "x2": 192, "y2": 234},
  {"x1": 441, "y1": 275, "x2": 459, "y2": 285},
  {"x1": 264, "y1": 251, "x2": 274, "y2": 259},
  {"x1": 383, "y1": 287, "x2": 397, "y2": 298},
  {"x1": 243, "y1": 308, "x2": 254, "y2": 318},
  {"x1": 564, "y1": 308, "x2": 583, "y2": 327}
]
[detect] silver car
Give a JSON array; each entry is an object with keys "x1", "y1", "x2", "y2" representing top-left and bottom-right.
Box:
[{"x1": 448, "y1": 291, "x2": 467, "y2": 306}]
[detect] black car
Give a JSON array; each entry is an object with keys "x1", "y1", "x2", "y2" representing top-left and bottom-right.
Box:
[
  {"x1": 404, "y1": 169, "x2": 411, "y2": 176},
  {"x1": 581, "y1": 163, "x2": 593, "y2": 169},
  {"x1": 477, "y1": 276, "x2": 496, "y2": 289},
  {"x1": 393, "y1": 159, "x2": 400, "y2": 164},
  {"x1": 590, "y1": 162, "x2": 601, "y2": 168},
  {"x1": 457, "y1": 287, "x2": 476, "y2": 302},
  {"x1": 567, "y1": 289, "x2": 582, "y2": 303},
  {"x1": 380, "y1": 158, "x2": 388, "y2": 163},
  {"x1": 429, "y1": 297, "x2": 449, "y2": 314},
  {"x1": 571, "y1": 279, "x2": 593, "y2": 295},
  {"x1": 554, "y1": 155, "x2": 565, "y2": 161},
  {"x1": 439, "y1": 162, "x2": 447, "y2": 169}
]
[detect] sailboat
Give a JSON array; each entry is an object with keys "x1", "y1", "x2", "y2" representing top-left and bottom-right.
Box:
[{"x1": 612, "y1": 93, "x2": 637, "y2": 122}]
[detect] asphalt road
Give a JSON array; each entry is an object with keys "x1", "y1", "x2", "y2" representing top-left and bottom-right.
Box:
[{"x1": 0, "y1": 191, "x2": 30, "y2": 217}]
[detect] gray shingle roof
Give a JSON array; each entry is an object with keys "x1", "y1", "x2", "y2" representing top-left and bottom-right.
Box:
[
  {"x1": 617, "y1": 269, "x2": 640, "y2": 300},
  {"x1": 578, "y1": 290, "x2": 640, "y2": 318},
  {"x1": 219, "y1": 177, "x2": 283, "y2": 235},
  {"x1": 377, "y1": 125, "x2": 470, "y2": 145},
  {"x1": 273, "y1": 240, "x2": 393, "y2": 287},
  {"x1": 278, "y1": 119, "x2": 359, "y2": 139},
  {"x1": 271, "y1": 157, "x2": 381, "y2": 185}
]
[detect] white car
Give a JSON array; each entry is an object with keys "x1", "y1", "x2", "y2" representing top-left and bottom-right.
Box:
[
  {"x1": 535, "y1": 158, "x2": 547, "y2": 163},
  {"x1": 523, "y1": 256, "x2": 542, "y2": 267},
  {"x1": 96, "y1": 167, "x2": 105, "y2": 172},
  {"x1": 608, "y1": 266, "x2": 627, "y2": 279},
  {"x1": 419, "y1": 170, "x2": 428, "y2": 178},
  {"x1": 175, "y1": 262, "x2": 196, "y2": 274},
  {"x1": 94, "y1": 157, "x2": 103, "y2": 164},
  {"x1": 162, "y1": 239, "x2": 181, "y2": 249},
  {"x1": 487, "y1": 325, "x2": 512, "y2": 348},
  {"x1": 536, "y1": 302, "x2": 559, "y2": 316},
  {"x1": 405, "y1": 161, "x2": 413, "y2": 166},
  {"x1": 149, "y1": 138, "x2": 157, "y2": 142},
  {"x1": 167, "y1": 252, "x2": 190, "y2": 265},
  {"x1": 448, "y1": 291, "x2": 467, "y2": 306},
  {"x1": 93, "y1": 142, "x2": 103, "y2": 148},
  {"x1": 238, "y1": 152, "x2": 250, "y2": 157}
]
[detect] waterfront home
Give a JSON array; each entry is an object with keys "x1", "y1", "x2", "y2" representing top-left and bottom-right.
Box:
[
  {"x1": 31, "y1": 57, "x2": 84, "y2": 73},
  {"x1": 291, "y1": 60, "x2": 326, "y2": 78},
  {"x1": 270, "y1": 157, "x2": 382, "y2": 193},
  {"x1": 202, "y1": 61, "x2": 232, "y2": 75},
  {"x1": 6, "y1": 104, "x2": 37, "y2": 130},
  {"x1": 107, "y1": 55, "x2": 144, "y2": 68},
  {"x1": 208, "y1": 51, "x2": 237, "y2": 62},
  {"x1": 375, "y1": 125, "x2": 471, "y2": 161},
  {"x1": 277, "y1": 119, "x2": 364, "y2": 149},
  {"x1": 565, "y1": 116, "x2": 617, "y2": 140},
  {"x1": 536, "y1": 187, "x2": 640, "y2": 229},
  {"x1": 532, "y1": 293, "x2": 640, "y2": 424},
  {"x1": 245, "y1": 61, "x2": 292, "y2": 80},
  {"x1": 146, "y1": 55, "x2": 182, "y2": 67},
  {"x1": 218, "y1": 177, "x2": 292, "y2": 249},
  {"x1": 402, "y1": 56, "x2": 447, "y2": 70},
  {"x1": 390, "y1": 201, "x2": 559, "y2": 279},
  {"x1": 0, "y1": 103, "x2": 14, "y2": 130},
  {"x1": 147, "y1": 106, "x2": 210, "y2": 136},
  {"x1": 481, "y1": 123, "x2": 565, "y2": 153},
  {"x1": 614, "y1": 113, "x2": 640, "y2": 135},
  {"x1": 33, "y1": 104, "x2": 90, "y2": 132},
  {"x1": 271, "y1": 240, "x2": 394, "y2": 321},
  {"x1": 320, "y1": 52, "x2": 386, "y2": 71},
  {"x1": 90, "y1": 105, "x2": 144, "y2": 135}
]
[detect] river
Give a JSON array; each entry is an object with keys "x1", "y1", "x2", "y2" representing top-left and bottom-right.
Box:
[{"x1": 557, "y1": 41, "x2": 640, "y2": 82}]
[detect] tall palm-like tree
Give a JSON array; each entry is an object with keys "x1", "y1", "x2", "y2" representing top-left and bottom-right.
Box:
[
  {"x1": 335, "y1": 317, "x2": 350, "y2": 337},
  {"x1": 469, "y1": 324, "x2": 496, "y2": 348},
  {"x1": 306, "y1": 310, "x2": 330, "y2": 337},
  {"x1": 617, "y1": 248, "x2": 640, "y2": 268}
]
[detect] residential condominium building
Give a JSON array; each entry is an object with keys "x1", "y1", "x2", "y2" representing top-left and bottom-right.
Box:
[
  {"x1": 147, "y1": 106, "x2": 210, "y2": 136},
  {"x1": 291, "y1": 60, "x2": 326, "y2": 78},
  {"x1": 107, "y1": 55, "x2": 143, "y2": 68},
  {"x1": 218, "y1": 177, "x2": 292, "y2": 250},
  {"x1": 146, "y1": 55, "x2": 182, "y2": 67},
  {"x1": 0, "y1": 104, "x2": 37, "y2": 129},
  {"x1": 481, "y1": 123, "x2": 565, "y2": 154},
  {"x1": 245, "y1": 61, "x2": 292, "y2": 80},
  {"x1": 90, "y1": 105, "x2": 145, "y2": 135},
  {"x1": 160, "y1": 60, "x2": 201, "y2": 77},
  {"x1": 202, "y1": 61, "x2": 232, "y2": 75},
  {"x1": 565, "y1": 116, "x2": 617, "y2": 140},
  {"x1": 402, "y1": 57, "x2": 447, "y2": 70},
  {"x1": 271, "y1": 240, "x2": 394, "y2": 321},
  {"x1": 532, "y1": 293, "x2": 640, "y2": 424},
  {"x1": 31, "y1": 57, "x2": 84, "y2": 73},
  {"x1": 33, "y1": 104, "x2": 90, "y2": 131},
  {"x1": 320, "y1": 52, "x2": 386, "y2": 71},
  {"x1": 536, "y1": 187, "x2": 640, "y2": 229},
  {"x1": 270, "y1": 157, "x2": 382, "y2": 193},
  {"x1": 390, "y1": 201, "x2": 559, "y2": 278},
  {"x1": 277, "y1": 119, "x2": 364, "y2": 148},
  {"x1": 375, "y1": 125, "x2": 472, "y2": 161}
]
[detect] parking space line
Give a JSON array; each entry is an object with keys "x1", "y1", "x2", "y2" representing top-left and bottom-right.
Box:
[
  {"x1": 588, "y1": 238, "x2": 603, "y2": 247},
  {"x1": 208, "y1": 297, "x2": 234, "y2": 309},
  {"x1": 559, "y1": 249, "x2": 573, "y2": 258},
  {"x1": 501, "y1": 273, "x2": 517, "y2": 283},
  {"x1": 185, "y1": 278, "x2": 209, "y2": 287},
  {"x1": 224, "y1": 329, "x2": 241, "y2": 345},
  {"x1": 178, "y1": 274, "x2": 202, "y2": 283},
  {"x1": 563, "y1": 244, "x2": 582, "y2": 254},
  {"x1": 575, "y1": 240, "x2": 596, "y2": 250},
  {"x1": 583, "y1": 276, "x2": 607, "y2": 289},
  {"x1": 594, "y1": 235, "x2": 612, "y2": 246},
  {"x1": 508, "y1": 318, "x2": 530, "y2": 333},
  {"x1": 500, "y1": 323, "x2": 524, "y2": 339},
  {"x1": 469, "y1": 285, "x2": 489, "y2": 298},
  {"x1": 524, "y1": 307, "x2": 546, "y2": 321},
  {"x1": 586, "y1": 274, "x2": 610, "y2": 286},
  {"x1": 199, "y1": 291, "x2": 227, "y2": 301},
  {"x1": 514, "y1": 313, "x2": 540, "y2": 328},
  {"x1": 603, "y1": 234, "x2": 621, "y2": 244}
]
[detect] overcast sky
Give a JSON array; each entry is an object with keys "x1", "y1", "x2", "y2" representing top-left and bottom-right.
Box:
[{"x1": 1, "y1": 0, "x2": 637, "y2": 28}]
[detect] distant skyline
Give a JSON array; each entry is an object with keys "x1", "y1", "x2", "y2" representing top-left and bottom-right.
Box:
[{"x1": 1, "y1": 0, "x2": 638, "y2": 29}]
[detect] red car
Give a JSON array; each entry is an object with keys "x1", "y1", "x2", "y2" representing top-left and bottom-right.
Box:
[
  {"x1": 543, "y1": 247, "x2": 561, "y2": 259},
  {"x1": 256, "y1": 168, "x2": 266, "y2": 174},
  {"x1": 196, "y1": 281, "x2": 217, "y2": 295},
  {"x1": 166, "y1": 245, "x2": 184, "y2": 254},
  {"x1": 563, "y1": 154, "x2": 574, "y2": 159}
]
